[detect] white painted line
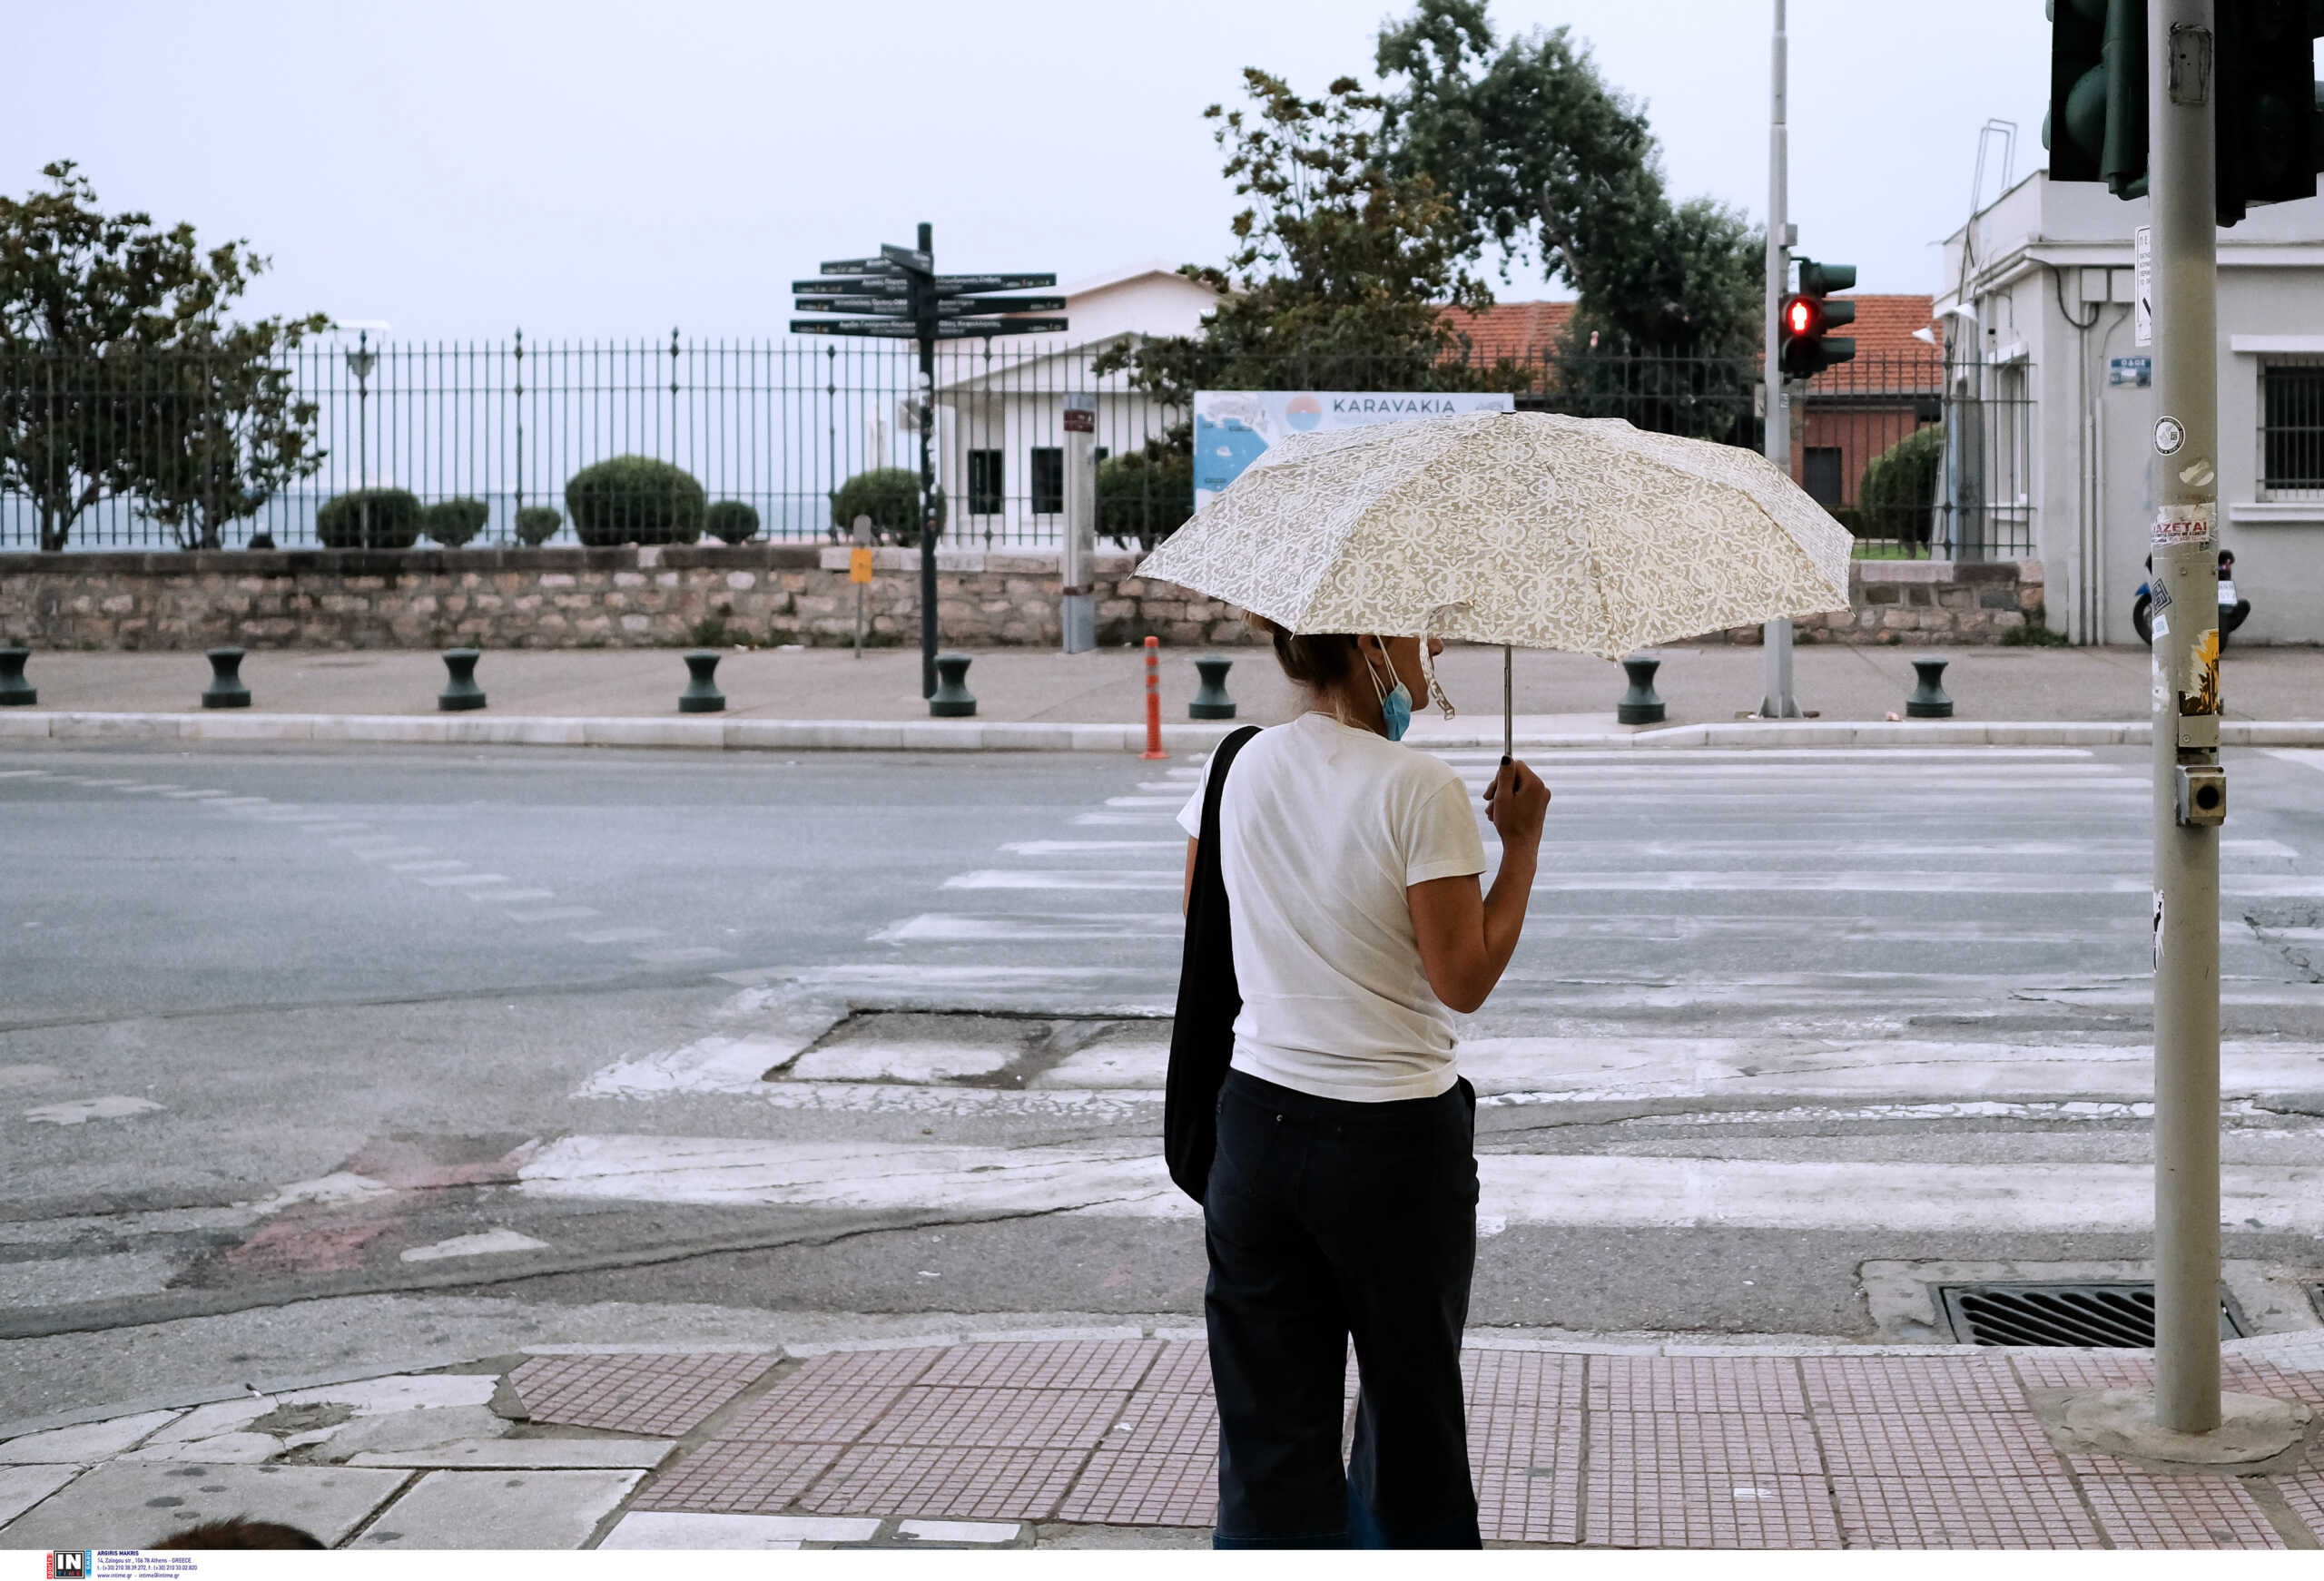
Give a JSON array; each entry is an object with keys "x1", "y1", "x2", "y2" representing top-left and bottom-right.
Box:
[
  {"x1": 1521, "y1": 839, "x2": 2299, "y2": 860},
  {"x1": 157, "y1": 789, "x2": 231, "y2": 800},
  {"x1": 0, "y1": 770, "x2": 51, "y2": 779},
  {"x1": 1103, "y1": 796, "x2": 1189, "y2": 809},
  {"x1": 505, "y1": 905, "x2": 599, "y2": 923},
  {"x1": 1001, "y1": 840, "x2": 1185, "y2": 856},
  {"x1": 472, "y1": 889, "x2": 556, "y2": 904},
  {"x1": 351, "y1": 846, "x2": 435, "y2": 861},
  {"x1": 417, "y1": 873, "x2": 514, "y2": 888},
  {"x1": 1073, "y1": 812, "x2": 1179, "y2": 827},
  {"x1": 1524, "y1": 871, "x2": 2324, "y2": 897},
  {"x1": 574, "y1": 927, "x2": 666, "y2": 945},
  {"x1": 399, "y1": 1228, "x2": 549, "y2": 1262},
  {"x1": 899, "y1": 1519, "x2": 1019, "y2": 1544},
  {"x1": 632, "y1": 947, "x2": 733, "y2": 965},
  {"x1": 1429, "y1": 747, "x2": 2102, "y2": 762},
  {"x1": 874, "y1": 913, "x2": 1179, "y2": 944},
  {"x1": 389, "y1": 859, "x2": 469, "y2": 874},
  {"x1": 203, "y1": 796, "x2": 270, "y2": 806},
  {"x1": 296, "y1": 822, "x2": 373, "y2": 835},
  {"x1": 944, "y1": 869, "x2": 1176, "y2": 891},
  {"x1": 114, "y1": 784, "x2": 184, "y2": 794}
]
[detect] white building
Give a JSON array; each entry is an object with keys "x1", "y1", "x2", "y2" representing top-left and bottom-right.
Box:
[
  {"x1": 910, "y1": 263, "x2": 1219, "y2": 547},
  {"x1": 1937, "y1": 173, "x2": 2324, "y2": 643}
]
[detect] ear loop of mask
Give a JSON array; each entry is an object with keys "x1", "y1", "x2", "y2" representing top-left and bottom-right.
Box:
[{"x1": 1419, "y1": 636, "x2": 1455, "y2": 719}]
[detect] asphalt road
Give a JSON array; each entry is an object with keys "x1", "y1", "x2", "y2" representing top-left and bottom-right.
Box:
[{"x1": 4, "y1": 739, "x2": 2323, "y2": 1424}]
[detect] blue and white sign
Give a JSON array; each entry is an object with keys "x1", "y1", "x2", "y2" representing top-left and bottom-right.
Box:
[
  {"x1": 1192, "y1": 389, "x2": 1515, "y2": 509},
  {"x1": 2110, "y1": 356, "x2": 2152, "y2": 388}
]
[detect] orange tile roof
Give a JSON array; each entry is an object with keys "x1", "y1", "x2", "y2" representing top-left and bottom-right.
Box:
[{"x1": 1439, "y1": 300, "x2": 1575, "y2": 363}]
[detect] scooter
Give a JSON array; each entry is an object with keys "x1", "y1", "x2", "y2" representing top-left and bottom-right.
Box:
[{"x1": 2133, "y1": 548, "x2": 2250, "y2": 647}]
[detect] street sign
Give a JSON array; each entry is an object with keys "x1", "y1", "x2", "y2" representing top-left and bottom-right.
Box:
[
  {"x1": 793, "y1": 299, "x2": 914, "y2": 317},
  {"x1": 881, "y1": 242, "x2": 932, "y2": 273},
  {"x1": 789, "y1": 318, "x2": 1068, "y2": 339},
  {"x1": 796, "y1": 274, "x2": 1059, "y2": 298},
  {"x1": 933, "y1": 273, "x2": 1056, "y2": 292},
  {"x1": 821, "y1": 258, "x2": 901, "y2": 277},
  {"x1": 2111, "y1": 355, "x2": 2152, "y2": 387},
  {"x1": 850, "y1": 546, "x2": 874, "y2": 584},
  {"x1": 793, "y1": 296, "x2": 1068, "y2": 318}
]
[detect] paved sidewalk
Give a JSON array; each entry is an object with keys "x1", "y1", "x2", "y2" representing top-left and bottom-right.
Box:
[
  {"x1": 11, "y1": 642, "x2": 2324, "y2": 727},
  {"x1": 3, "y1": 1330, "x2": 2318, "y2": 1550}
]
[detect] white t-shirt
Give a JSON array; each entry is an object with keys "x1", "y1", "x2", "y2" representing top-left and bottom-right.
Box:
[{"x1": 1177, "y1": 712, "x2": 1489, "y2": 1103}]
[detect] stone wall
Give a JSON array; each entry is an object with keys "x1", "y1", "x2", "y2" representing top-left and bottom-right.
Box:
[{"x1": 0, "y1": 545, "x2": 2045, "y2": 652}]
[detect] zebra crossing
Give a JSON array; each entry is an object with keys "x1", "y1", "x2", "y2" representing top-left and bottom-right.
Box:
[{"x1": 546, "y1": 743, "x2": 2324, "y2": 1258}]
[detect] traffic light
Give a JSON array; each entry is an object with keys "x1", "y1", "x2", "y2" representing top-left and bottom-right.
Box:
[
  {"x1": 1779, "y1": 260, "x2": 1856, "y2": 378},
  {"x1": 2045, "y1": 0, "x2": 2147, "y2": 198},
  {"x1": 2216, "y1": 0, "x2": 2324, "y2": 224}
]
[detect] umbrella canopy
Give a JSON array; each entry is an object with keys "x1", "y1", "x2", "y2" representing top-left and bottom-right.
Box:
[{"x1": 1139, "y1": 410, "x2": 1853, "y2": 663}]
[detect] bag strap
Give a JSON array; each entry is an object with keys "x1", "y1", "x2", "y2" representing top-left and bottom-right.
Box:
[{"x1": 1200, "y1": 725, "x2": 1263, "y2": 857}]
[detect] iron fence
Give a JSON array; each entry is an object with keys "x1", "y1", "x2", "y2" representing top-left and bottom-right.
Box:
[{"x1": 0, "y1": 338, "x2": 2032, "y2": 561}]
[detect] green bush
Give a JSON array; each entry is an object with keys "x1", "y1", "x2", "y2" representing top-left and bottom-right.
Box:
[
  {"x1": 513, "y1": 506, "x2": 564, "y2": 546},
  {"x1": 1855, "y1": 423, "x2": 1945, "y2": 550},
  {"x1": 314, "y1": 487, "x2": 423, "y2": 550},
  {"x1": 1096, "y1": 445, "x2": 1194, "y2": 550},
  {"x1": 704, "y1": 499, "x2": 761, "y2": 545},
  {"x1": 830, "y1": 467, "x2": 944, "y2": 547},
  {"x1": 564, "y1": 456, "x2": 705, "y2": 547},
  {"x1": 422, "y1": 497, "x2": 490, "y2": 548}
]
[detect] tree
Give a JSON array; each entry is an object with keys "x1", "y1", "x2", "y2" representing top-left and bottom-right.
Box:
[
  {"x1": 0, "y1": 162, "x2": 325, "y2": 550},
  {"x1": 1376, "y1": 0, "x2": 1762, "y2": 358}
]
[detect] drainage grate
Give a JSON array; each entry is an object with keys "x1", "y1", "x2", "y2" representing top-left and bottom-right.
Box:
[{"x1": 1940, "y1": 1282, "x2": 2245, "y2": 1348}]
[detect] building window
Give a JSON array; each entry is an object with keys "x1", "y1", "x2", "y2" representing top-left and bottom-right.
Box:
[
  {"x1": 1029, "y1": 447, "x2": 1064, "y2": 515},
  {"x1": 967, "y1": 449, "x2": 1004, "y2": 516},
  {"x1": 2261, "y1": 361, "x2": 2324, "y2": 497},
  {"x1": 1803, "y1": 446, "x2": 1845, "y2": 506}
]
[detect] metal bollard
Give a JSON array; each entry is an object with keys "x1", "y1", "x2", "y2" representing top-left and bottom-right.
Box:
[
  {"x1": 202, "y1": 647, "x2": 251, "y2": 710},
  {"x1": 1189, "y1": 656, "x2": 1236, "y2": 720},
  {"x1": 438, "y1": 649, "x2": 487, "y2": 712},
  {"x1": 1616, "y1": 653, "x2": 1665, "y2": 724},
  {"x1": 1905, "y1": 656, "x2": 1953, "y2": 719},
  {"x1": 0, "y1": 647, "x2": 34, "y2": 707},
  {"x1": 1141, "y1": 635, "x2": 1167, "y2": 759},
  {"x1": 929, "y1": 652, "x2": 977, "y2": 718},
  {"x1": 679, "y1": 650, "x2": 726, "y2": 713}
]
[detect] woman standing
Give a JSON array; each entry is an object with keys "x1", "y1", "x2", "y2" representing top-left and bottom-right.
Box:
[{"x1": 1177, "y1": 625, "x2": 1550, "y2": 1549}]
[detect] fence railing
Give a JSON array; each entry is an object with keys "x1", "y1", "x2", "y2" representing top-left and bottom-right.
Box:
[{"x1": 0, "y1": 339, "x2": 2031, "y2": 561}]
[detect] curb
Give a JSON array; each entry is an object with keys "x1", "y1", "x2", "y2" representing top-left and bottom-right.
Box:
[{"x1": 5, "y1": 711, "x2": 2324, "y2": 753}]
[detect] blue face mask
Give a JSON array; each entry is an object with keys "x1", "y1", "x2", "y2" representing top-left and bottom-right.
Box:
[{"x1": 1364, "y1": 646, "x2": 1413, "y2": 741}]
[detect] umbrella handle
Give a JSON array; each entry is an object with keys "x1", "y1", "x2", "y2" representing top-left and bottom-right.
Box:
[{"x1": 1502, "y1": 645, "x2": 1513, "y2": 761}]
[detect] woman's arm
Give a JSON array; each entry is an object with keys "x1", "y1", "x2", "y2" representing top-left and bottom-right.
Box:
[
  {"x1": 1183, "y1": 837, "x2": 1198, "y2": 916},
  {"x1": 1408, "y1": 759, "x2": 1549, "y2": 1015}
]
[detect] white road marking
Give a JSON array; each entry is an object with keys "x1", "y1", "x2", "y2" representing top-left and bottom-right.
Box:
[
  {"x1": 389, "y1": 859, "x2": 470, "y2": 873},
  {"x1": 0, "y1": 770, "x2": 51, "y2": 779},
  {"x1": 632, "y1": 947, "x2": 732, "y2": 965},
  {"x1": 350, "y1": 846, "x2": 435, "y2": 861},
  {"x1": 1104, "y1": 796, "x2": 1189, "y2": 809},
  {"x1": 1523, "y1": 871, "x2": 2324, "y2": 897},
  {"x1": 22, "y1": 1095, "x2": 163, "y2": 1125},
  {"x1": 203, "y1": 796, "x2": 270, "y2": 806},
  {"x1": 114, "y1": 783, "x2": 184, "y2": 794},
  {"x1": 513, "y1": 1134, "x2": 2324, "y2": 1234},
  {"x1": 417, "y1": 873, "x2": 513, "y2": 888},
  {"x1": 1000, "y1": 840, "x2": 1185, "y2": 856},
  {"x1": 506, "y1": 906, "x2": 600, "y2": 923},
  {"x1": 477, "y1": 889, "x2": 557, "y2": 904},
  {"x1": 158, "y1": 789, "x2": 231, "y2": 800},
  {"x1": 250, "y1": 1172, "x2": 393, "y2": 1215},
  {"x1": 295, "y1": 822, "x2": 373, "y2": 835},
  {"x1": 944, "y1": 869, "x2": 1176, "y2": 891},
  {"x1": 574, "y1": 927, "x2": 666, "y2": 945},
  {"x1": 399, "y1": 1228, "x2": 549, "y2": 1263},
  {"x1": 875, "y1": 913, "x2": 1180, "y2": 944}
]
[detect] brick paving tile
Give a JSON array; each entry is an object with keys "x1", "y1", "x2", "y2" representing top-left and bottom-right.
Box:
[
  {"x1": 1059, "y1": 1452, "x2": 1216, "y2": 1527},
  {"x1": 1102, "y1": 1391, "x2": 1216, "y2": 1458},
  {"x1": 716, "y1": 1376, "x2": 906, "y2": 1445},
  {"x1": 1138, "y1": 1341, "x2": 1213, "y2": 1395},
  {"x1": 918, "y1": 1340, "x2": 1161, "y2": 1392},
  {"x1": 635, "y1": 1440, "x2": 842, "y2": 1514},
  {"x1": 1584, "y1": 1471, "x2": 1839, "y2": 1548},
  {"x1": 1587, "y1": 1356, "x2": 1806, "y2": 1415},
  {"x1": 1799, "y1": 1354, "x2": 2024, "y2": 1416},
  {"x1": 1831, "y1": 1475, "x2": 2099, "y2": 1547},
  {"x1": 861, "y1": 1387, "x2": 1128, "y2": 1450},
  {"x1": 2274, "y1": 1468, "x2": 2324, "y2": 1540},
  {"x1": 1472, "y1": 1398, "x2": 1580, "y2": 1547},
  {"x1": 1464, "y1": 1349, "x2": 1584, "y2": 1412},
  {"x1": 2007, "y1": 1350, "x2": 2153, "y2": 1391},
  {"x1": 1589, "y1": 1410, "x2": 1822, "y2": 1479},
  {"x1": 511, "y1": 1351, "x2": 776, "y2": 1437},
  {"x1": 1818, "y1": 1410, "x2": 2064, "y2": 1480},
  {"x1": 783, "y1": 1347, "x2": 947, "y2": 1390},
  {"x1": 801, "y1": 1444, "x2": 1086, "y2": 1522},
  {"x1": 2222, "y1": 1360, "x2": 2324, "y2": 1409},
  {"x1": 2080, "y1": 1473, "x2": 2286, "y2": 1548}
]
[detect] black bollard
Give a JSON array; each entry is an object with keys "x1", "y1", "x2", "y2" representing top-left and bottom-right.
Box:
[
  {"x1": 1905, "y1": 656, "x2": 1954, "y2": 719},
  {"x1": 929, "y1": 653, "x2": 977, "y2": 718},
  {"x1": 679, "y1": 650, "x2": 726, "y2": 713},
  {"x1": 438, "y1": 649, "x2": 487, "y2": 712},
  {"x1": 202, "y1": 647, "x2": 251, "y2": 710},
  {"x1": 1617, "y1": 653, "x2": 1665, "y2": 724},
  {"x1": 1189, "y1": 656, "x2": 1236, "y2": 720},
  {"x1": 0, "y1": 647, "x2": 33, "y2": 707}
]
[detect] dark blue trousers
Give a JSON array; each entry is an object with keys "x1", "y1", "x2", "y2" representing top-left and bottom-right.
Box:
[{"x1": 1204, "y1": 1067, "x2": 1482, "y2": 1549}]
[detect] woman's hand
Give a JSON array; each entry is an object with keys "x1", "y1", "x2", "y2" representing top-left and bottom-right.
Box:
[{"x1": 1483, "y1": 757, "x2": 1550, "y2": 850}]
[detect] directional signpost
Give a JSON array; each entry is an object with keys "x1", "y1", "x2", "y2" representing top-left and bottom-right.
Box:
[{"x1": 795, "y1": 225, "x2": 1063, "y2": 702}]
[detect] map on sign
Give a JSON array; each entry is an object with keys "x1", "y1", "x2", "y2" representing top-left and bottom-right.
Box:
[{"x1": 1191, "y1": 390, "x2": 1515, "y2": 509}]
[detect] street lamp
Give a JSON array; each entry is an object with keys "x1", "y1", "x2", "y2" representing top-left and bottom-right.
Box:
[{"x1": 335, "y1": 320, "x2": 389, "y2": 545}]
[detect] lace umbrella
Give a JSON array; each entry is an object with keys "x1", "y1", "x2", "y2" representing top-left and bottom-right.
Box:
[{"x1": 1137, "y1": 410, "x2": 1853, "y2": 749}]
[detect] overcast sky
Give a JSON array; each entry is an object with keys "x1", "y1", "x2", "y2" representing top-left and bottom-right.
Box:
[{"x1": 18, "y1": 1, "x2": 2059, "y2": 341}]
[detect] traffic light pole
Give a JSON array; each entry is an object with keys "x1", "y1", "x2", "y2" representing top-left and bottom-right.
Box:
[
  {"x1": 2147, "y1": 0, "x2": 2224, "y2": 1437},
  {"x1": 1760, "y1": 0, "x2": 1801, "y2": 720}
]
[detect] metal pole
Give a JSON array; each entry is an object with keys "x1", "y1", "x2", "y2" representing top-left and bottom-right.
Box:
[
  {"x1": 1760, "y1": 0, "x2": 1800, "y2": 719},
  {"x1": 1502, "y1": 645, "x2": 1513, "y2": 760},
  {"x1": 917, "y1": 221, "x2": 940, "y2": 700},
  {"x1": 2148, "y1": 0, "x2": 2223, "y2": 1436}
]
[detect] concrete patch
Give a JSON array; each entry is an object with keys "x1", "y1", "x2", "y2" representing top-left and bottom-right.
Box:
[
  {"x1": 899, "y1": 1518, "x2": 1022, "y2": 1543},
  {"x1": 312, "y1": 1405, "x2": 508, "y2": 1461},
  {"x1": 0, "y1": 1412, "x2": 179, "y2": 1465},
  {"x1": 275, "y1": 1375, "x2": 498, "y2": 1415},
  {"x1": 120, "y1": 1431, "x2": 284, "y2": 1464},
  {"x1": 350, "y1": 1439, "x2": 675, "y2": 1470},
  {"x1": 350, "y1": 1468, "x2": 642, "y2": 1548},
  {"x1": 0, "y1": 1462, "x2": 407, "y2": 1549}
]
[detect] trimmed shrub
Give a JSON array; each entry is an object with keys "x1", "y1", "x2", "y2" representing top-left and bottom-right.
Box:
[
  {"x1": 512, "y1": 506, "x2": 563, "y2": 546},
  {"x1": 564, "y1": 456, "x2": 706, "y2": 546},
  {"x1": 830, "y1": 467, "x2": 944, "y2": 547},
  {"x1": 1856, "y1": 423, "x2": 1945, "y2": 550},
  {"x1": 314, "y1": 487, "x2": 423, "y2": 550},
  {"x1": 704, "y1": 499, "x2": 761, "y2": 545},
  {"x1": 422, "y1": 497, "x2": 490, "y2": 548},
  {"x1": 1096, "y1": 445, "x2": 1194, "y2": 550}
]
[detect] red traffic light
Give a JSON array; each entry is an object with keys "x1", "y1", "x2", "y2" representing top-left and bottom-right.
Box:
[{"x1": 1783, "y1": 294, "x2": 1820, "y2": 339}]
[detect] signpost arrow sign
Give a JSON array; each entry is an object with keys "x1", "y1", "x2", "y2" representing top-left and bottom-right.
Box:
[
  {"x1": 820, "y1": 258, "x2": 901, "y2": 277},
  {"x1": 880, "y1": 242, "x2": 933, "y2": 273},
  {"x1": 797, "y1": 273, "x2": 1059, "y2": 298},
  {"x1": 793, "y1": 296, "x2": 1068, "y2": 318},
  {"x1": 789, "y1": 318, "x2": 1068, "y2": 339}
]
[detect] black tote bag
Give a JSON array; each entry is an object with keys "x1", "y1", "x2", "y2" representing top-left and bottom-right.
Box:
[{"x1": 1165, "y1": 723, "x2": 1261, "y2": 1203}]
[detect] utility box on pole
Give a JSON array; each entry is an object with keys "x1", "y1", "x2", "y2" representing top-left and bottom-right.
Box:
[{"x1": 1060, "y1": 394, "x2": 1098, "y2": 654}]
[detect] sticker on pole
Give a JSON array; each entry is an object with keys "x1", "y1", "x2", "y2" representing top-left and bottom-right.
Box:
[
  {"x1": 2152, "y1": 502, "x2": 2214, "y2": 547},
  {"x1": 2153, "y1": 415, "x2": 2185, "y2": 455},
  {"x1": 849, "y1": 547, "x2": 874, "y2": 584},
  {"x1": 2133, "y1": 226, "x2": 2153, "y2": 348}
]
